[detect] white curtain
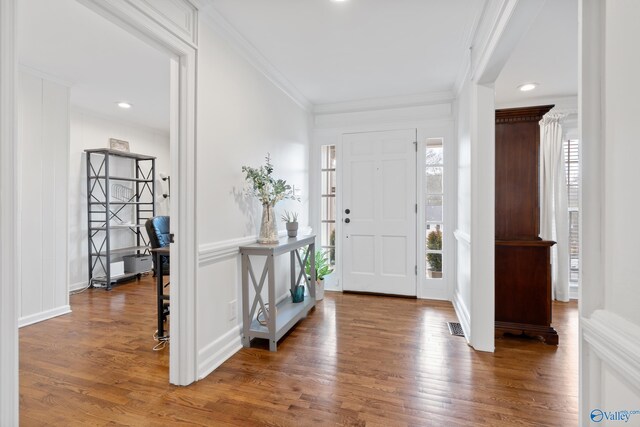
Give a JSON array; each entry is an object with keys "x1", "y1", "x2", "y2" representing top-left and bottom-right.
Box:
[{"x1": 540, "y1": 113, "x2": 569, "y2": 302}]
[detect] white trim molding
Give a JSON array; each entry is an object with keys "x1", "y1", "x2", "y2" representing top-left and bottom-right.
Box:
[
  {"x1": 0, "y1": 0, "x2": 19, "y2": 423},
  {"x1": 18, "y1": 306, "x2": 71, "y2": 329},
  {"x1": 314, "y1": 91, "x2": 454, "y2": 116},
  {"x1": 198, "y1": 236, "x2": 259, "y2": 266},
  {"x1": 454, "y1": 229, "x2": 471, "y2": 246},
  {"x1": 582, "y1": 310, "x2": 640, "y2": 394},
  {"x1": 197, "y1": 3, "x2": 312, "y2": 112},
  {"x1": 198, "y1": 228, "x2": 313, "y2": 266},
  {"x1": 80, "y1": 0, "x2": 199, "y2": 387},
  {"x1": 452, "y1": 290, "x2": 471, "y2": 345},
  {"x1": 198, "y1": 326, "x2": 242, "y2": 380}
]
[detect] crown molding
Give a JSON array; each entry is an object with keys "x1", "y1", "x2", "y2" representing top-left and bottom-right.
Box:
[
  {"x1": 314, "y1": 90, "x2": 455, "y2": 116},
  {"x1": 197, "y1": 3, "x2": 312, "y2": 112},
  {"x1": 495, "y1": 94, "x2": 578, "y2": 113},
  {"x1": 453, "y1": 0, "x2": 487, "y2": 95}
]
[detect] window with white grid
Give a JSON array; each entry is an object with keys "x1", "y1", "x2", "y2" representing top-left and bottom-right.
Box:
[
  {"x1": 320, "y1": 145, "x2": 336, "y2": 265},
  {"x1": 564, "y1": 139, "x2": 580, "y2": 284}
]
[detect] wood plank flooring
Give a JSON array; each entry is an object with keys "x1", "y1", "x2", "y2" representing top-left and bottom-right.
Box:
[{"x1": 20, "y1": 276, "x2": 578, "y2": 426}]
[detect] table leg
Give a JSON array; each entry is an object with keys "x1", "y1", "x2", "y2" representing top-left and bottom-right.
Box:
[{"x1": 156, "y1": 251, "x2": 164, "y2": 338}]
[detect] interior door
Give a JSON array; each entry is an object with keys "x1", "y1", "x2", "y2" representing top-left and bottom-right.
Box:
[{"x1": 342, "y1": 129, "x2": 417, "y2": 296}]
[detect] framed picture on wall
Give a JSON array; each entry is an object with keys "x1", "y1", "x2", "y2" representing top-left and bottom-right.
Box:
[{"x1": 109, "y1": 138, "x2": 130, "y2": 152}]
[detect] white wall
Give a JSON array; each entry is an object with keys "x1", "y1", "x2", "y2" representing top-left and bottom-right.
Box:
[
  {"x1": 17, "y1": 71, "x2": 70, "y2": 327},
  {"x1": 452, "y1": 77, "x2": 495, "y2": 353},
  {"x1": 68, "y1": 109, "x2": 170, "y2": 291},
  {"x1": 453, "y1": 78, "x2": 472, "y2": 338},
  {"x1": 580, "y1": 0, "x2": 640, "y2": 422},
  {"x1": 195, "y1": 19, "x2": 312, "y2": 378}
]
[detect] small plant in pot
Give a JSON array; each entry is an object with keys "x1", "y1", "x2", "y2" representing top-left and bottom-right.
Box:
[
  {"x1": 281, "y1": 211, "x2": 299, "y2": 238},
  {"x1": 304, "y1": 249, "x2": 333, "y2": 301}
]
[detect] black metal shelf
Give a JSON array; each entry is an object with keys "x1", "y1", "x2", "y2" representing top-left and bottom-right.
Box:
[
  {"x1": 89, "y1": 176, "x2": 153, "y2": 183},
  {"x1": 89, "y1": 201, "x2": 154, "y2": 205},
  {"x1": 91, "y1": 245, "x2": 150, "y2": 257},
  {"x1": 85, "y1": 149, "x2": 156, "y2": 290},
  {"x1": 90, "y1": 224, "x2": 145, "y2": 231}
]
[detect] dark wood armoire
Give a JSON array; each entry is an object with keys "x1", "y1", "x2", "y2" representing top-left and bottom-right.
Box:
[{"x1": 495, "y1": 105, "x2": 558, "y2": 345}]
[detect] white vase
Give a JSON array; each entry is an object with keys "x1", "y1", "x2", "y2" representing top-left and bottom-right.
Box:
[
  {"x1": 315, "y1": 278, "x2": 325, "y2": 301},
  {"x1": 258, "y1": 204, "x2": 278, "y2": 244}
]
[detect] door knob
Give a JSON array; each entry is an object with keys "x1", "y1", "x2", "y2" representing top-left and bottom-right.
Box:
[
  {"x1": 345, "y1": 218, "x2": 351, "y2": 224},
  {"x1": 345, "y1": 209, "x2": 350, "y2": 214}
]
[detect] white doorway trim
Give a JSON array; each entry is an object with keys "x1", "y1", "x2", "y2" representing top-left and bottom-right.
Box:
[
  {"x1": 78, "y1": 0, "x2": 199, "y2": 386},
  {"x1": 0, "y1": 0, "x2": 19, "y2": 424},
  {"x1": 456, "y1": 0, "x2": 547, "y2": 352},
  {"x1": 417, "y1": 121, "x2": 456, "y2": 301}
]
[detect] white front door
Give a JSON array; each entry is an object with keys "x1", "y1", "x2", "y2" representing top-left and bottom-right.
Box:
[{"x1": 342, "y1": 129, "x2": 417, "y2": 296}]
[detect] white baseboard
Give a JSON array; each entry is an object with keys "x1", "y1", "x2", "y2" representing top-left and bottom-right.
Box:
[
  {"x1": 198, "y1": 326, "x2": 242, "y2": 380},
  {"x1": 452, "y1": 290, "x2": 471, "y2": 344},
  {"x1": 19, "y1": 305, "x2": 71, "y2": 328},
  {"x1": 69, "y1": 281, "x2": 89, "y2": 292}
]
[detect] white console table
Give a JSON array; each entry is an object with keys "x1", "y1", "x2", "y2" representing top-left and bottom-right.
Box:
[{"x1": 240, "y1": 235, "x2": 316, "y2": 351}]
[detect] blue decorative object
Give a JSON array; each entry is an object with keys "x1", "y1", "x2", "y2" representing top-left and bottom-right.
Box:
[{"x1": 290, "y1": 285, "x2": 305, "y2": 303}]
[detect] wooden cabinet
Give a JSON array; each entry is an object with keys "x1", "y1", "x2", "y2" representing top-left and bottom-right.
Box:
[{"x1": 495, "y1": 105, "x2": 558, "y2": 345}]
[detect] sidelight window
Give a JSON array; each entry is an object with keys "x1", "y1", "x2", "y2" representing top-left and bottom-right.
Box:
[
  {"x1": 425, "y1": 138, "x2": 444, "y2": 279},
  {"x1": 321, "y1": 145, "x2": 336, "y2": 265}
]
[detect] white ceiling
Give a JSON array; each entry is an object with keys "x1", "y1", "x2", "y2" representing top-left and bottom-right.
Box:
[
  {"x1": 18, "y1": 0, "x2": 170, "y2": 132},
  {"x1": 495, "y1": 0, "x2": 578, "y2": 106},
  {"x1": 17, "y1": 0, "x2": 577, "y2": 129},
  {"x1": 210, "y1": 0, "x2": 484, "y2": 106}
]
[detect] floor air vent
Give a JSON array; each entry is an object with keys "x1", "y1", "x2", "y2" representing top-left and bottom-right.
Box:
[{"x1": 447, "y1": 322, "x2": 465, "y2": 337}]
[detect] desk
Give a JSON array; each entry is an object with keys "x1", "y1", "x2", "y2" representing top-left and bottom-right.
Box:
[{"x1": 150, "y1": 247, "x2": 170, "y2": 340}]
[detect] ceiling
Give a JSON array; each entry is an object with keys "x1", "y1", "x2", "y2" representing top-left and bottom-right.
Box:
[
  {"x1": 17, "y1": 0, "x2": 577, "y2": 128},
  {"x1": 495, "y1": 0, "x2": 578, "y2": 106},
  {"x1": 210, "y1": 0, "x2": 484, "y2": 106},
  {"x1": 18, "y1": 0, "x2": 170, "y2": 132}
]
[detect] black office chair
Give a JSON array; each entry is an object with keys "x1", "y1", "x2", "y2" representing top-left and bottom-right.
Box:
[{"x1": 145, "y1": 216, "x2": 170, "y2": 277}]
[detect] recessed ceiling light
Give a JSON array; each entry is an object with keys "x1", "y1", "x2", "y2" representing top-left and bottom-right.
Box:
[
  {"x1": 331, "y1": 0, "x2": 348, "y2": 2},
  {"x1": 518, "y1": 83, "x2": 538, "y2": 92},
  {"x1": 117, "y1": 102, "x2": 132, "y2": 109}
]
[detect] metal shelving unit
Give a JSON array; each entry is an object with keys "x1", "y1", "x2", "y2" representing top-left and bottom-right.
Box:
[{"x1": 85, "y1": 149, "x2": 156, "y2": 290}]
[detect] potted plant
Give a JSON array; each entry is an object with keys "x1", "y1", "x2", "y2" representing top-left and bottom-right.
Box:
[
  {"x1": 281, "y1": 211, "x2": 299, "y2": 238},
  {"x1": 426, "y1": 227, "x2": 442, "y2": 278},
  {"x1": 242, "y1": 154, "x2": 298, "y2": 244},
  {"x1": 304, "y1": 249, "x2": 333, "y2": 301}
]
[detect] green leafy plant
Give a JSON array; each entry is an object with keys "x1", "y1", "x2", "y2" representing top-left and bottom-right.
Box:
[
  {"x1": 426, "y1": 228, "x2": 442, "y2": 272},
  {"x1": 304, "y1": 249, "x2": 333, "y2": 281},
  {"x1": 329, "y1": 228, "x2": 335, "y2": 265},
  {"x1": 241, "y1": 154, "x2": 298, "y2": 206},
  {"x1": 281, "y1": 211, "x2": 299, "y2": 223}
]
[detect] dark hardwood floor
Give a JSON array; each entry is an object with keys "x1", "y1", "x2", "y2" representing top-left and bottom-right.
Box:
[{"x1": 20, "y1": 276, "x2": 578, "y2": 426}]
